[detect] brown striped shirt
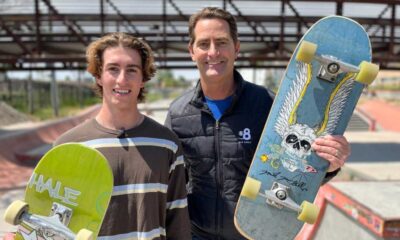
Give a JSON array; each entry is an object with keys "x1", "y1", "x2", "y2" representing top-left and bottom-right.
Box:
[{"x1": 54, "y1": 117, "x2": 190, "y2": 239}]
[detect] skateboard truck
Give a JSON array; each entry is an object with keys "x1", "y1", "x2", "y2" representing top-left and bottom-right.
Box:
[
  {"x1": 51, "y1": 202, "x2": 73, "y2": 226},
  {"x1": 296, "y1": 40, "x2": 379, "y2": 85},
  {"x1": 261, "y1": 182, "x2": 301, "y2": 213},
  {"x1": 315, "y1": 55, "x2": 359, "y2": 82},
  {"x1": 240, "y1": 177, "x2": 319, "y2": 224},
  {"x1": 4, "y1": 200, "x2": 94, "y2": 240}
]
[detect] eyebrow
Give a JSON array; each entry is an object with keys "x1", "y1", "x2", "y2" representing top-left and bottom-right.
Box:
[
  {"x1": 197, "y1": 37, "x2": 229, "y2": 42},
  {"x1": 105, "y1": 63, "x2": 142, "y2": 69}
]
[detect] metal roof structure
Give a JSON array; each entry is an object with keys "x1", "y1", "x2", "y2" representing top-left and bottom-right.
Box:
[{"x1": 0, "y1": 0, "x2": 399, "y2": 71}]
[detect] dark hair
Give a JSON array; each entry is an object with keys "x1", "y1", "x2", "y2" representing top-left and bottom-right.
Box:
[
  {"x1": 86, "y1": 32, "x2": 156, "y2": 102},
  {"x1": 188, "y1": 7, "x2": 238, "y2": 46}
]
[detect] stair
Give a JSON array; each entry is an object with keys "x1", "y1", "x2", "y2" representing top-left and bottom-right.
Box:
[{"x1": 346, "y1": 112, "x2": 370, "y2": 131}]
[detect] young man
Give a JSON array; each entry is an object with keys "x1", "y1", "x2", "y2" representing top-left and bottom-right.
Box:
[
  {"x1": 62, "y1": 32, "x2": 191, "y2": 239},
  {"x1": 6, "y1": 33, "x2": 190, "y2": 240},
  {"x1": 165, "y1": 7, "x2": 350, "y2": 239}
]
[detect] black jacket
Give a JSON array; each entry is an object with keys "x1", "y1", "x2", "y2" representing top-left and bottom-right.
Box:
[
  {"x1": 165, "y1": 70, "x2": 274, "y2": 239},
  {"x1": 165, "y1": 70, "x2": 339, "y2": 239}
]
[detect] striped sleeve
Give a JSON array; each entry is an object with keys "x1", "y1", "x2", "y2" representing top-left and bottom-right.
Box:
[{"x1": 165, "y1": 143, "x2": 190, "y2": 239}]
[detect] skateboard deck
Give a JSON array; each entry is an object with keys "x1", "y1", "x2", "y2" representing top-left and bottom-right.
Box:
[
  {"x1": 234, "y1": 15, "x2": 378, "y2": 240},
  {"x1": 4, "y1": 143, "x2": 113, "y2": 240}
]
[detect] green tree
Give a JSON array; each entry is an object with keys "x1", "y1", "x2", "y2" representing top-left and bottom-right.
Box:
[{"x1": 156, "y1": 70, "x2": 189, "y2": 88}]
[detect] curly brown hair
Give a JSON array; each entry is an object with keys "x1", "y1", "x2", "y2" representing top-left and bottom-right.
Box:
[
  {"x1": 86, "y1": 32, "x2": 156, "y2": 102},
  {"x1": 188, "y1": 7, "x2": 238, "y2": 46}
]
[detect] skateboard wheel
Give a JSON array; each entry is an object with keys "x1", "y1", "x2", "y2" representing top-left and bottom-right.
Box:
[
  {"x1": 4, "y1": 200, "x2": 28, "y2": 225},
  {"x1": 241, "y1": 177, "x2": 261, "y2": 200},
  {"x1": 75, "y1": 228, "x2": 94, "y2": 240},
  {"x1": 296, "y1": 41, "x2": 317, "y2": 63},
  {"x1": 355, "y1": 61, "x2": 379, "y2": 85},
  {"x1": 297, "y1": 201, "x2": 319, "y2": 224}
]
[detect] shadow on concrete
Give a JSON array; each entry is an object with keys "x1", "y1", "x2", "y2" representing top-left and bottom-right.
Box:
[{"x1": 348, "y1": 142, "x2": 400, "y2": 163}]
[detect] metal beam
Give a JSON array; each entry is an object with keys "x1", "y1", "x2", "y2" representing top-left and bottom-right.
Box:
[
  {"x1": 40, "y1": 0, "x2": 88, "y2": 45},
  {"x1": 34, "y1": 0, "x2": 41, "y2": 55},
  {"x1": 0, "y1": 22, "x2": 32, "y2": 55},
  {"x1": 0, "y1": 0, "x2": 398, "y2": 71}
]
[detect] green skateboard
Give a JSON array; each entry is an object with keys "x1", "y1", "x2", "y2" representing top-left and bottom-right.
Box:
[{"x1": 4, "y1": 143, "x2": 113, "y2": 240}]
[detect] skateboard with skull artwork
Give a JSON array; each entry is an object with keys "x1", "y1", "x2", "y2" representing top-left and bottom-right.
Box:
[{"x1": 234, "y1": 15, "x2": 379, "y2": 239}]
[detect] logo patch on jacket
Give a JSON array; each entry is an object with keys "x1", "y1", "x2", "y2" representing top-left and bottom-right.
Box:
[{"x1": 239, "y1": 128, "x2": 252, "y2": 143}]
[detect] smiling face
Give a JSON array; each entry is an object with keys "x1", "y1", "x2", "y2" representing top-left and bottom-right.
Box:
[
  {"x1": 189, "y1": 18, "x2": 240, "y2": 84},
  {"x1": 96, "y1": 46, "x2": 144, "y2": 111}
]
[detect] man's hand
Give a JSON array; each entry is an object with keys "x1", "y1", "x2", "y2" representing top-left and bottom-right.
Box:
[{"x1": 312, "y1": 135, "x2": 351, "y2": 172}]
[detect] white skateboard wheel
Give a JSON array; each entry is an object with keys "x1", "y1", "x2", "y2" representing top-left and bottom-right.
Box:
[
  {"x1": 4, "y1": 200, "x2": 28, "y2": 225},
  {"x1": 75, "y1": 228, "x2": 94, "y2": 240}
]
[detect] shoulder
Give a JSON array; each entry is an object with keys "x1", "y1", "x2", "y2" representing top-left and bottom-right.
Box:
[
  {"x1": 54, "y1": 119, "x2": 95, "y2": 146},
  {"x1": 234, "y1": 70, "x2": 274, "y2": 101},
  {"x1": 168, "y1": 88, "x2": 195, "y2": 115},
  {"x1": 239, "y1": 80, "x2": 275, "y2": 109},
  {"x1": 143, "y1": 117, "x2": 181, "y2": 143},
  {"x1": 243, "y1": 80, "x2": 275, "y2": 99}
]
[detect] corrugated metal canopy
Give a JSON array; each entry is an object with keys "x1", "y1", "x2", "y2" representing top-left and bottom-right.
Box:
[{"x1": 0, "y1": 0, "x2": 399, "y2": 71}]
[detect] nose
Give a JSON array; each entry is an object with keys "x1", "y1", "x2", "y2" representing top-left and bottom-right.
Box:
[
  {"x1": 208, "y1": 42, "x2": 219, "y2": 56},
  {"x1": 116, "y1": 70, "x2": 128, "y2": 85},
  {"x1": 293, "y1": 142, "x2": 300, "y2": 150}
]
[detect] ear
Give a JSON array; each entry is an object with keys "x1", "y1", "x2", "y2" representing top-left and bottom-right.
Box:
[
  {"x1": 188, "y1": 44, "x2": 196, "y2": 61},
  {"x1": 235, "y1": 40, "x2": 241, "y2": 59},
  {"x1": 96, "y1": 77, "x2": 103, "y2": 86}
]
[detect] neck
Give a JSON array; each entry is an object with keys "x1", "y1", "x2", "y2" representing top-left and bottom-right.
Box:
[
  {"x1": 201, "y1": 76, "x2": 235, "y2": 100},
  {"x1": 96, "y1": 105, "x2": 144, "y2": 130}
]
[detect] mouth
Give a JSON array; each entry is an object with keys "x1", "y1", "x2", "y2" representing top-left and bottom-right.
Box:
[
  {"x1": 206, "y1": 60, "x2": 224, "y2": 66},
  {"x1": 113, "y1": 89, "x2": 131, "y2": 95}
]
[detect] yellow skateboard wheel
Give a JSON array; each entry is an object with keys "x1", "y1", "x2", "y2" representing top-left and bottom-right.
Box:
[
  {"x1": 355, "y1": 61, "x2": 379, "y2": 85},
  {"x1": 296, "y1": 41, "x2": 317, "y2": 63},
  {"x1": 76, "y1": 229, "x2": 94, "y2": 240},
  {"x1": 4, "y1": 200, "x2": 28, "y2": 225},
  {"x1": 241, "y1": 177, "x2": 261, "y2": 200},
  {"x1": 297, "y1": 201, "x2": 319, "y2": 224}
]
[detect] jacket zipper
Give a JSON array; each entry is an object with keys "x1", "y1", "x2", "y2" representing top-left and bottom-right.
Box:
[{"x1": 215, "y1": 120, "x2": 223, "y2": 239}]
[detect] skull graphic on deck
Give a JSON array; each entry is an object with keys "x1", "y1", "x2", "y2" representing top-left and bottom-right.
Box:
[
  {"x1": 281, "y1": 123, "x2": 316, "y2": 159},
  {"x1": 273, "y1": 62, "x2": 355, "y2": 173}
]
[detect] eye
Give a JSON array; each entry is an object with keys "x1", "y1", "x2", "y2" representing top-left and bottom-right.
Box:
[
  {"x1": 300, "y1": 140, "x2": 311, "y2": 151},
  {"x1": 107, "y1": 66, "x2": 119, "y2": 72},
  {"x1": 197, "y1": 41, "x2": 209, "y2": 49},
  {"x1": 286, "y1": 134, "x2": 298, "y2": 144},
  {"x1": 216, "y1": 40, "x2": 228, "y2": 46}
]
